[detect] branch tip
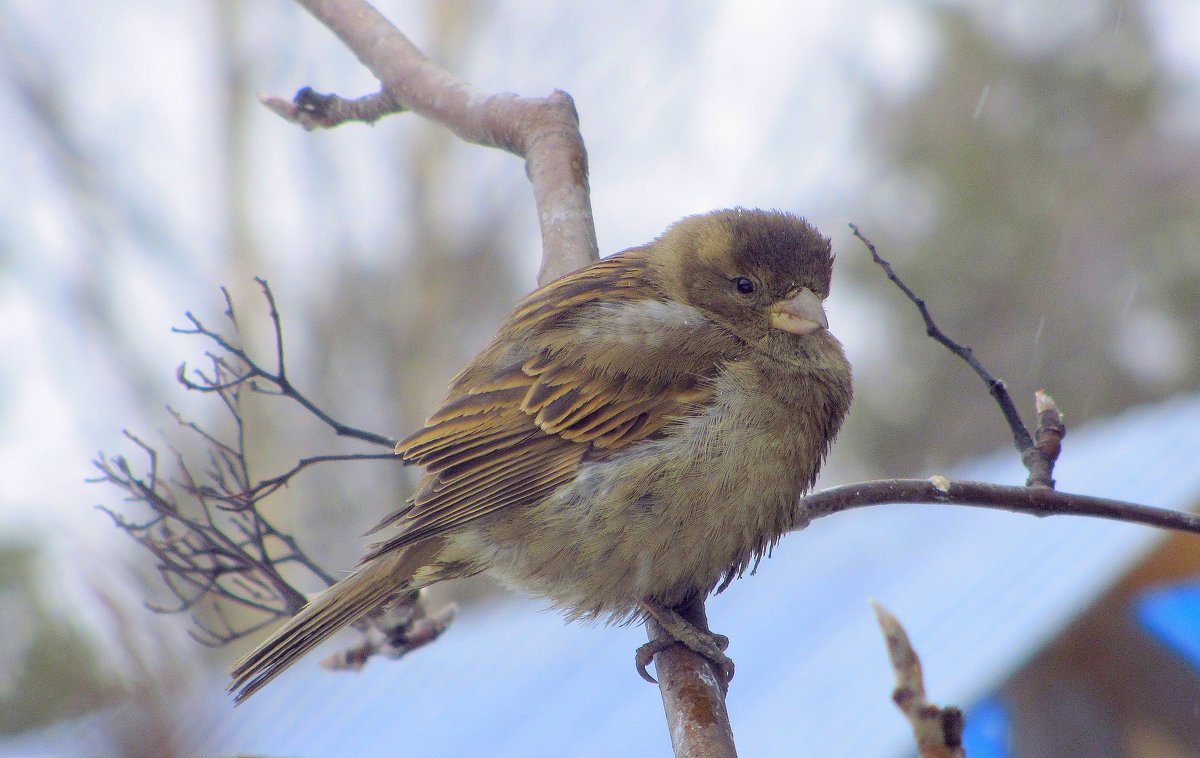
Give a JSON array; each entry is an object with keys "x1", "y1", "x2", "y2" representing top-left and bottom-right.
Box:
[
  {"x1": 872, "y1": 602, "x2": 964, "y2": 758},
  {"x1": 260, "y1": 88, "x2": 403, "y2": 131},
  {"x1": 1033, "y1": 389, "x2": 1066, "y2": 476}
]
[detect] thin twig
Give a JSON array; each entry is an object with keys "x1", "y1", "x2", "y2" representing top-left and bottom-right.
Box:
[
  {"x1": 849, "y1": 223, "x2": 1057, "y2": 487},
  {"x1": 798, "y1": 477, "x2": 1200, "y2": 536},
  {"x1": 220, "y1": 452, "x2": 397, "y2": 508},
  {"x1": 174, "y1": 278, "x2": 397, "y2": 449}
]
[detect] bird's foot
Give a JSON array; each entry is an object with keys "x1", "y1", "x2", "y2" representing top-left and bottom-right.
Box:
[{"x1": 636, "y1": 601, "x2": 734, "y2": 688}]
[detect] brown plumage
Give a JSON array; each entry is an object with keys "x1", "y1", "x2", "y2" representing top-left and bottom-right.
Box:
[{"x1": 230, "y1": 208, "x2": 852, "y2": 702}]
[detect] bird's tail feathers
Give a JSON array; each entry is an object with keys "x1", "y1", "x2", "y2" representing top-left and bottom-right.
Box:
[{"x1": 229, "y1": 537, "x2": 446, "y2": 704}]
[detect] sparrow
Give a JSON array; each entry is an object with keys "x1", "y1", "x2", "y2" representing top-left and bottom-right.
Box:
[{"x1": 230, "y1": 208, "x2": 853, "y2": 702}]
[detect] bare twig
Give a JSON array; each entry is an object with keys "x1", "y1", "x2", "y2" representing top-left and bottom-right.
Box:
[
  {"x1": 270, "y1": 0, "x2": 598, "y2": 284},
  {"x1": 95, "y1": 422, "x2": 317, "y2": 643},
  {"x1": 849, "y1": 223, "x2": 1058, "y2": 488},
  {"x1": 173, "y1": 277, "x2": 397, "y2": 449},
  {"x1": 872, "y1": 601, "x2": 965, "y2": 758},
  {"x1": 798, "y1": 477, "x2": 1200, "y2": 536},
  {"x1": 240, "y1": 452, "x2": 397, "y2": 506},
  {"x1": 94, "y1": 283, "x2": 448, "y2": 654}
]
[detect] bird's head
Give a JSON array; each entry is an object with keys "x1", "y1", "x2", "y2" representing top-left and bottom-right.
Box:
[{"x1": 650, "y1": 208, "x2": 836, "y2": 347}]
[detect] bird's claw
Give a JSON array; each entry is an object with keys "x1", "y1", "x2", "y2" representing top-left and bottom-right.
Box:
[
  {"x1": 634, "y1": 605, "x2": 735, "y2": 688},
  {"x1": 635, "y1": 639, "x2": 672, "y2": 683},
  {"x1": 704, "y1": 646, "x2": 735, "y2": 687},
  {"x1": 633, "y1": 635, "x2": 736, "y2": 688}
]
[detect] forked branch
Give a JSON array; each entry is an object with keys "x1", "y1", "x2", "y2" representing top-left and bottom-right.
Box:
[
  {"x1": 849, "y1": 223, "x2": 1060, "y2": 487},
  {"x1": 94, "y1": 280, "x2": 449, "y2": 657},
  {"x1": 261, "y1": 0, "x2": 598, "y2": 285}
]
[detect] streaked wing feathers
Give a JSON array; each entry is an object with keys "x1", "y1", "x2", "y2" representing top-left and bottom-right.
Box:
[{"x1": 370, "y1": 251, "x2": 716, "y2": 554}]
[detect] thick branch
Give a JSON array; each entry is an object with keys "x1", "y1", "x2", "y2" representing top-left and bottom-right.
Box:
[
  {"x1": 648, "y1": 597, "x2": 738, "y2": 758},
  {"x1": 277, "y1": 0, "x2": 598, "y2": 284}
]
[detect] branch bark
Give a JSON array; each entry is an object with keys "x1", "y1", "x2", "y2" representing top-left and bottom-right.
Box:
[
  {"x1": 872, "y1": 601, "x2": 965, "y2": 758},
  {"x1": 798, "y1": 477, "x2": 1200, "y2": 536},
  {"x1": 647, "y1": 597, "x2": 738, "y2": 758},
  {"x1": 267, "y1": 0, "x2": 598, "y2": 284}
]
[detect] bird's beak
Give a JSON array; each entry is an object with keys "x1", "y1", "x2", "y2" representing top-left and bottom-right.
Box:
[{"x1": 769, "y1": 288, "x2": 828, "y2": 335}]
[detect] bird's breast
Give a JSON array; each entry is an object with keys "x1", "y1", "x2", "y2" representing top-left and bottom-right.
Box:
[{"x1": 459, "y1": 351, "x2": 850, "y2": 621}]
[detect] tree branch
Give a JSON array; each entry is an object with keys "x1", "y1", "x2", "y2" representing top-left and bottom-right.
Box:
[
  {"x1": 94, "y1": 281, "x2": 451, "y2": 655},
  {"x1": 798, "y1": 477, "x2": 1200, "y2": 536},
  {"x1": 872, "y1": 601, "x2": 965, "y2": 758},
  {"x1": 647, "y1": 597, "x2": 738, "y2": 758},
  {"x1": 849, "y1": 223, "x2": 1059, "y2": 487},
  {"x1": 268, "y1": 0, "x2": 598, "y2": 285}
]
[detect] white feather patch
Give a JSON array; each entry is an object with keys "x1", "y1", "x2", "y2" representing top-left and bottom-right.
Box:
[{"x1": 575, "y1": 300, "x2": 709, "y2": 345}]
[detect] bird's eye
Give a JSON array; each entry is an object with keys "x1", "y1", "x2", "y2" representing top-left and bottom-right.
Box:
[{"x1": 731, "y1": 276, "x2": 755, "y2": 295}]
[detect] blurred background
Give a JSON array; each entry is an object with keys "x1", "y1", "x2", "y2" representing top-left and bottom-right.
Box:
[{"x1": 3, "y1": 0, "x2": 1200, "y2": 755}]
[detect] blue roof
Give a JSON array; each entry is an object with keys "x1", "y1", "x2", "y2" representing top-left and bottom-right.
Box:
[{"x1": 11, "y1": 394, "x2": 1200, "y2": 756}]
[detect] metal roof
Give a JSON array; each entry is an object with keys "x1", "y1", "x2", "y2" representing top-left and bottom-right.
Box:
[{"x1": 10, "y1": 393, "x2": 1200, "y2": 756}]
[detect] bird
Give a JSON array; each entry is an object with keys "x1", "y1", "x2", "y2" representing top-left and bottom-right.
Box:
[{"x1": 229, "y1": 207, "x2": 853, "y2": 702}]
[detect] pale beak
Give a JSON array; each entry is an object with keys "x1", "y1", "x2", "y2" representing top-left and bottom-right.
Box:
[{"x1": 769, "y1": 287, "x2": 828, "y2": 335}]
